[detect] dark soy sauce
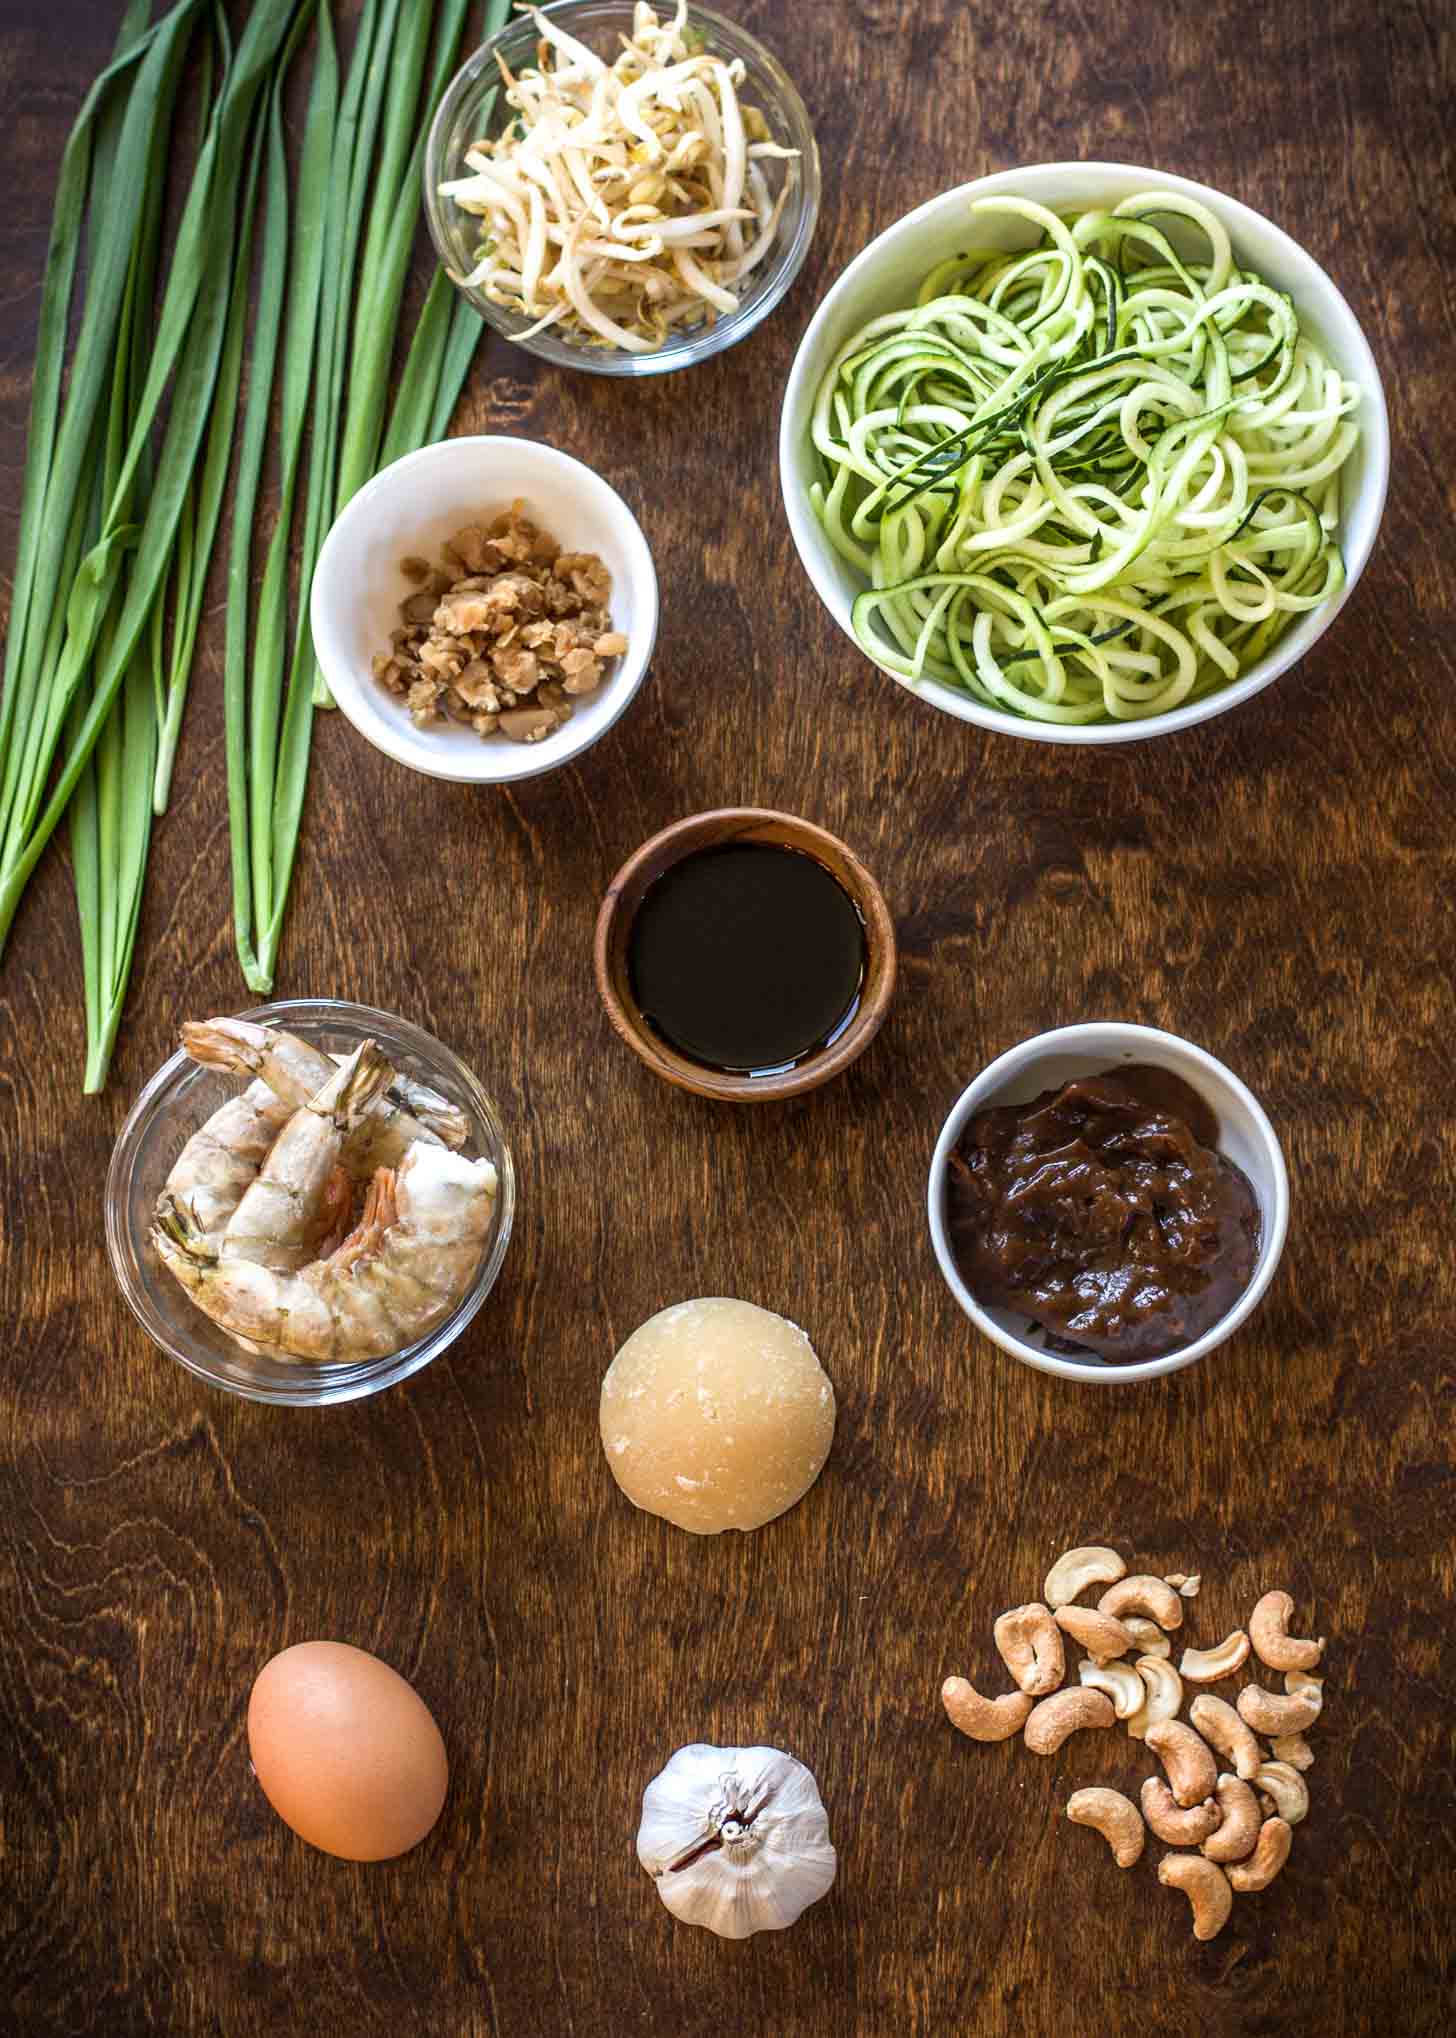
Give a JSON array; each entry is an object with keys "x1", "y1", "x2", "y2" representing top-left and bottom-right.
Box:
[{"x1": 628, "y1": 843, "x2": 867, "y2": 1075}]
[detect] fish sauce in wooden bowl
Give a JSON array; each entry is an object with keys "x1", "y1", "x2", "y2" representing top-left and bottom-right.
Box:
[{"x1": 628, "y1": 842, "x2": 866, "y2": 1076}]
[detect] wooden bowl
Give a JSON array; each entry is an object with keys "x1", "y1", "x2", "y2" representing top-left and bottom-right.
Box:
[{"x1": 594, "y1": 808, "x2": 897, "y2": 1102}]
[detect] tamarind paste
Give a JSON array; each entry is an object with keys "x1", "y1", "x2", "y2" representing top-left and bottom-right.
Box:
[{"x1": 946, "y1": 1066, "x2": 1261, "y2": 1362}]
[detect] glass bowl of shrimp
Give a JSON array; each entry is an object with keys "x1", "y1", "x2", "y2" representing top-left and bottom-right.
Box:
[{"x1": 105, "y1": 999, "x2": 517, "y2": 1406}]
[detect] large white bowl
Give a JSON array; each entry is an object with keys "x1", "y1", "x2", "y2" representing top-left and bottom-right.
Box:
[
  {"x1": 926, "y1": 1023, "x2": 1290, "y2": 1384},
  {"x1": 780, "y1": 162, "x2": 1391, "y2": 745},
  {"x1": 312, "y1": 436, "x2": 659, "y2": 783}
]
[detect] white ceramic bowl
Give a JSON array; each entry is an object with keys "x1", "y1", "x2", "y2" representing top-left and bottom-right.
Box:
[
  {"x1": 311, "y1": 436, "x2": 659, "y2": 783},
  {"x1": 926, "y1": 1023, "x2": 1289, "y2": 1384},
  {"x1": 780, "y1": 162, "x2": 1391, "y2": 745}
]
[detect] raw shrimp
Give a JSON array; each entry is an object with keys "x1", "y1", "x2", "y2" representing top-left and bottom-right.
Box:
[
  {"x1": 159, "y1": 1079, "x2": 293, "y2": 1245},
  {"x1": 154, "y1": 1143, "x2": 499, "y2": 1363},
  {"x1": 180, "y1": 1017, "x2": 468, "y2": 1170},
  {"x1": 221, "y1": 1042, "x2": 394, "y2": 1273}
]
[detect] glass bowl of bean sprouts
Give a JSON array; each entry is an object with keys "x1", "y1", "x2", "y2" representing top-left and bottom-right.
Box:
[
  {"x1": 424, "y1": 1, "x2": 820, "y2": 375},
  {"x1": 105, "y1": 1000, "x2": 517, "y2": 1407}
]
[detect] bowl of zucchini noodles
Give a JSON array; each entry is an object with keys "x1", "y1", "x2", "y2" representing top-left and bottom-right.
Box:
[{"x1": 780, "y1": 163, "x2": 1389, "y2": 743}]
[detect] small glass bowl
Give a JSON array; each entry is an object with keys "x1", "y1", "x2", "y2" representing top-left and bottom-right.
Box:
[
  {"x1": 423, "y1": 0, "x2": 820, "y2": 377},
  {"x1": 105, "y1": 1000, "x2": 516, "y2": 1407}
]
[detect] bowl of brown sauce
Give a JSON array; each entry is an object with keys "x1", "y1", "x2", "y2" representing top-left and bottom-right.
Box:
[
  {"x1": 594, "y1": 808, "x2": 896, "y2": 1101},
  {"x1": 927, "y1": 1023, "x2": 1289, "y2": 1383}
]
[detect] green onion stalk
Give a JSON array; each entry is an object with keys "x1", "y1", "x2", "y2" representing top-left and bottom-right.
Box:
[
  {"x1": 0, "y1": 0, "x2": 504, "y2": 1082},
  {"x1": 0, "y1": 0, "x2": 302, "y2": 1089},
  {"x1": 227, "y1": 0, "x2": 504, "y2": 997}
]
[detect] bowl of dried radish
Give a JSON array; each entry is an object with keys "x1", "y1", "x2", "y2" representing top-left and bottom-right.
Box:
[
  {"x1": 424, "y1": 1, "x2": 820, "y2": 374},
  {"x1": 311, "y1": 435, "x2": 658, "y2": 783}
]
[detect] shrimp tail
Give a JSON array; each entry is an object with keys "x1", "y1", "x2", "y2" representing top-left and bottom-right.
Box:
[
  {"x1": 313, "y1": 1166, "x2": 356, "y2": 1261},
  {"x1": 328, "y1": 1166, "x2": 398, "y2": 1273},
  {"x1": 328, "y1": 1039, "x2": 395, "y2": 1123},
  {"x1": 387, "y1": 1075, "x2": 469, "y2": 1150},
  {"x1": 359, "y1": 1166, "x2": 398, "y2": 1235},
  {"x1": 180, "y1": 1017, "x2": 276, "y2": 1080},
  {"x1": 153, "y1": 1193, "x2": 217, "y2": 1263}
]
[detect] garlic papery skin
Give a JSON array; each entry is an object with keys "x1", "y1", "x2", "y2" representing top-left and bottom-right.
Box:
[{"x1": 636, "y1": 1744, "x2": 837, "y2": 1940}]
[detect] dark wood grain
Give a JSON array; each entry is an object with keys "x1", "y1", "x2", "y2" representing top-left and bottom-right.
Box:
[{"x1": 1, "y1": 2, "x2": 1453, "y2": 2033}]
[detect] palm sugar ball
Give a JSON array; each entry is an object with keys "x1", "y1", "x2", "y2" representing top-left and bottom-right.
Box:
[{"x1": 599, "y1": 1298, "x2": 836, "y2": 1534}]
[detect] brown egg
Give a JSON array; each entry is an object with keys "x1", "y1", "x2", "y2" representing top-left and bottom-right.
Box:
[{"x1": 247, "y1": 1641, "x2": 448, "y2": 1861}]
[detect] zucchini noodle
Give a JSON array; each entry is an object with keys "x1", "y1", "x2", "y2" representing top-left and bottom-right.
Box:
[{"x1": 808, "y1": 193, "x2": 1361, "y2": 724}]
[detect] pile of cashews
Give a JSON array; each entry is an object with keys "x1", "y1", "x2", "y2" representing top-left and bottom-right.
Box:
[{"x1": 941, "y1": 1545, "x2": 1326, "y2": 1941}]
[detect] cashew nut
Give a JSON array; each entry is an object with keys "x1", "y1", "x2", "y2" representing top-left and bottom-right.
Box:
[
  {"x1": 1158, "y1": 1853, "x2": 1233, "y2": 1940},
  {"x1": 1054, "y1": 1603, "x2": 1136, "y2": 1664},
  {"x1": 993, "y1": 1603, "x2": 1065, "y2": 1697},
  {"x1": 1097, "y1": 1574, "x2": 1184, "y2": 1630},
  {"x1": 1271, "y1": 1732, "x2": 1314, "y2": 1772},
  {"x1": 1285, "y1": 1668, "x2": 1324, "y2": 1711},
  {"x1": 1023, "y1": 1686, "x2": 1115, "y2": 1755},
  {"x1": 1077, "y1": 1657, "x2": 1144, "y2": 1720},
  {"x1": 1043, "y1": 1545, "x2": 1126, "y2": 1608},
  {"x1": 1228, "y1": 1816, "x2": 1293, "y2": 1892},
  {"x1": 1189, "y1": 1694, "x2": 1264, "y2": 1782},
  {"x1": 1147, "y1": 1718, "x2": 1218, "y2": 1808},
  {"x1": 1237, "y1": 1679, "x2": 1321, "y2": 1737},
  {"x1": 1179, "y1": 1629, "x2": 1251, "y2": 1683},
  {"x1": 1126, "y1": 1655, "x2": 1183, "y2": 1741},
  {"x1": 1121, "y1": 1615, "x2": 1172, "y2": 1659},
  {"x1": 1254, "y1": 1759, "x2": 1309, "y2": 1825},
  {"x1": 941, "y1": 1676, "x2": 1034, "y2": 1743},
  {"x1": 1249, "y1": 1590, "x2": 1324, "y2": 1673},
  {"x1": 1201, "y1": 1774, "x2": 1263, "y2": 1863},
  {"x1": 1140, "y1": 1775, "x2": 1221, "y2": 1846},
  {"x1": 1066, "y1": 1787, "x2": 1145, "y2": 1868},
  {"x1": 1165, "y1": 1572, "x2": 1201, "y2": 1597}
]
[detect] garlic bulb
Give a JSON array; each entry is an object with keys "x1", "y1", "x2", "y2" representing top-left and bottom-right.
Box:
[{"x1": 636, "y1": 1744, "x2": 837, "y2": 1940}]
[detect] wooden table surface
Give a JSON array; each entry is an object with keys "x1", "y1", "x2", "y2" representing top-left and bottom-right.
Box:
[{"x1": 2, "y1": 1, "x2": 1453, "y2": 2033}]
